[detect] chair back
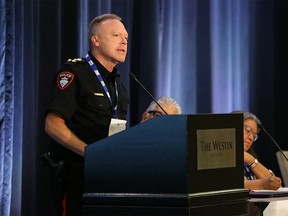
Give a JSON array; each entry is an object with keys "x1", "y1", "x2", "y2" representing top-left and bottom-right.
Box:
[{"x1": 276, "y1": 151, "x2": 288, "y2": 187}]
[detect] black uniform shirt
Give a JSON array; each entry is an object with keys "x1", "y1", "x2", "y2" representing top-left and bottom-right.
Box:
[{"x1": 46, "y1": 53, "x2": 129, "y2": 161}]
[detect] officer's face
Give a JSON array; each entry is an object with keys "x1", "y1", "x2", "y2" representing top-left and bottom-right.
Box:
[{"x1": 96, "y1": 19, "x2": 128, "y2": 65}]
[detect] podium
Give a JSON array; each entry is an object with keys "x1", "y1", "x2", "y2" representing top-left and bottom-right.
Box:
[{"x1": 83, "y1": 114, "x2": 249, "y2": 215}]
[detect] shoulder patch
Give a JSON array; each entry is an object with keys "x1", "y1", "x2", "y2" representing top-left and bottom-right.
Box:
[
  {"x1": 64, "y1": 58, "x2": 85, "y2": 65},
  {"x1": 57, "y1": 71, "x2": 74, "y2": 90}
]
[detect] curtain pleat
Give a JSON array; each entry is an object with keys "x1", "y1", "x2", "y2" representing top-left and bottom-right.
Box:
[{"x1": 0, "y1": 0, "x2": 14, "y2": 215}]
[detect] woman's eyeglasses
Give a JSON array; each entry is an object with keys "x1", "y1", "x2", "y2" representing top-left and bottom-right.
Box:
[
  {"x1": 244, "y1": 124, "x2": 258, "y2": 142},
  {"x1": 147, "y1": 110, "x2": 164, "y2": 117}
]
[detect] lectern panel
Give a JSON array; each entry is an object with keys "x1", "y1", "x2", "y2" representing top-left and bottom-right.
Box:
[
  {"x1": 84, "y1": 114, "x2": 243, "y2": 194},
  {"x1": 84, "y1": 115, "x2": 188, "y2": 193},
  {"x1": 187, "y1": 114, "x2": 243, "y2": 193},
  {"x1": 83, "y1": 114, "x2": 248, "y2": 215}
]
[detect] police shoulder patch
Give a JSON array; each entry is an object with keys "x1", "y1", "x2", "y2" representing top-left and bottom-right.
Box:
[{"x1": 57, "y1": 71, "x2": 75, "y2": 90}]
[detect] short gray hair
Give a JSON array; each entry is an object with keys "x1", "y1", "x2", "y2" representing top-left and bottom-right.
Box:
[
  {"x1": 146, "y1": 96, "x2": 182, "y2": 114},
  {"x1": 88, "y1": 14, "x2": 122, "y2": 50},
  {"x1": 231, "y1": 110, "x2": 262, "y2": 133}
]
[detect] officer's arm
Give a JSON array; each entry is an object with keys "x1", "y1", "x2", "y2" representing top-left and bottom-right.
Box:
[{"x1": 44, "y1": 112, "x2": 87, "y2": 157}]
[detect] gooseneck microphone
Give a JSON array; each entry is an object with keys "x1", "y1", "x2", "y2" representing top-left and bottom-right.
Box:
[
  {"x1": 129, "y1": 73, "x2": 168, "y2": 115},
  {"x1": 259, "y1": 124, "x2": 288, "y2": 161}
]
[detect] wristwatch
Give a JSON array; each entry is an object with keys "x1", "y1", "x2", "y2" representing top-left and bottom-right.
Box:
[{"x1": 249, "y1": 158, "x2": 258, "y2": 168}]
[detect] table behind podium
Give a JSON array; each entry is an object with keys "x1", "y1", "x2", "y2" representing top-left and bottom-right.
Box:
[{"x1": 83, "y1": 114, "x2": 249, "y2": 215}]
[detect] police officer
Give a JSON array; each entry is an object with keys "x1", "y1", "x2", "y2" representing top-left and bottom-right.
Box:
[{"x1": 44, "y1": 14, "x2": 129, "y2": 215}]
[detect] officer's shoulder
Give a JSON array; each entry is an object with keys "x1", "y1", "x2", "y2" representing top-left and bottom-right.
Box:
[{"x1": 64, "y1": 58, "x2": 86, "y2": 66}]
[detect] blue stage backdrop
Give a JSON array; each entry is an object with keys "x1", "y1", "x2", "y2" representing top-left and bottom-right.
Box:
[{"x1": 0, "y1": 0, "x2": 287, "y2": 215}]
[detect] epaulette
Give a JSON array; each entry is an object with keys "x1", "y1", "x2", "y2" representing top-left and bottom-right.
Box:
[{"x1": 64, "y1": 58, "x2": 85, "y2": 65}]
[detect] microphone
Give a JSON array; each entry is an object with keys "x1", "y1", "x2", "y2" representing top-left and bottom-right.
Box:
[
  {"x1": 129, "y1": 73, "x2": 168, "y2": 115},
  {"x1": 259, "y1": 124, "x2": 288, "y2": 161}
]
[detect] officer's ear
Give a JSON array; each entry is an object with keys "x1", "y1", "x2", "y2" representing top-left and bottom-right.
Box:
[{"x1": 91, "y1": 36, "x2": 99, "y2": 47}]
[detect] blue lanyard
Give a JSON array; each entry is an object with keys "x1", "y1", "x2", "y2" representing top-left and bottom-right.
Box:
[
  {"x1": 85, "y1": 53, "x2": 118, "y2": 118},
  {"x1": 244, "y1": 163, "x2": 256, "y2": 180}
]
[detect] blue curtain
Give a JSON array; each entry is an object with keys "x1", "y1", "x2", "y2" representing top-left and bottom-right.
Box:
[
  {"x1": 1, "y1": 0, "x2": 287, "y2": 215},
  {"x1": 210, "y1": 0, "x2": 251, "y2": 112},
  {"x1": 1, "y1": 0, "x2": 19, "y2": 215}
]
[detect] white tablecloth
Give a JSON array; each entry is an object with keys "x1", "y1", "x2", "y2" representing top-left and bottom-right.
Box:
[{"x1": 264, "y1": 199, "x2": 288, "y2": 216}]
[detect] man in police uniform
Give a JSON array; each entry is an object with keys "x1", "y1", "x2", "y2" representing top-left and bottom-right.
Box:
[{"x1": 44, "y1": 14, "x2": 129, "y2": 215}]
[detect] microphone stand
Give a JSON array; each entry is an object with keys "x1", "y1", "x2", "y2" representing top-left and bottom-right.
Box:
[
  {"x1": 260, "y1": 124, "x2": 288, "y2": 161},
  {"x1": 129, "y1": 73, "x2": 168, "y2": 115}
]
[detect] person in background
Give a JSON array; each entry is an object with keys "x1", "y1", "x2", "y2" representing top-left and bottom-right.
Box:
[
  {"x1": 238, "y1": 111, "x2": 282, "y2": 190},
  {"x1": 141, "y1": 96, "x2": 182, "y2": 122},
  {"x1": 235, "y1": 111, "x2": 283, "y2": 216},
  {"x1": 44, "y1": 14, "x2": 129, "y2": 215}
]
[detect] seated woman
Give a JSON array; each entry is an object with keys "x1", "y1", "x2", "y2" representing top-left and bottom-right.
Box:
[{"x1": 240, "y1": 111, "x2": 282, "y2": 190}]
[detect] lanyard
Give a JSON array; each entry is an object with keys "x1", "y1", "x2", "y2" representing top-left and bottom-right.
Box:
[
  {"x1": 85, "y1": 53, "x2": 118, "y2": 118},
  {"x1": 244, "y1": 163, "x2": 256, "y2": 180}
]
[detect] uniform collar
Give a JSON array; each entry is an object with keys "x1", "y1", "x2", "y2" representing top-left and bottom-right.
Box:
[{"x1": 88, "y1": 51, "x2": 120, "y2": 81}]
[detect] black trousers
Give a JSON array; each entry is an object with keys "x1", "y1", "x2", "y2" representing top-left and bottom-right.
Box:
[{"x1": 49, "y1": 162, "x2": 84, "y2": 216}]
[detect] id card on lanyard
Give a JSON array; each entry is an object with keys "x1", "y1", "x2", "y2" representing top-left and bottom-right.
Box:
[{"x1": 85, "y1": 53, "x2": 118, "y2": 119}]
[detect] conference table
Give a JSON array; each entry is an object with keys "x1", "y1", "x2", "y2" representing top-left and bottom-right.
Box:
[{"x1": 249, "y1": 188, "x2": 288, "y2": 216}]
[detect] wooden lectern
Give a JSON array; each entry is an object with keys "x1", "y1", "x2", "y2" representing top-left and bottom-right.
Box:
[{"x1": 82, "y1": 114, "x2": 249, "y2": 215}]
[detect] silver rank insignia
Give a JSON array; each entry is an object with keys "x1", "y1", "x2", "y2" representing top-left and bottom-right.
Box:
[
  {"x1": 67, "y1": 58, "x2": 83, "y2": 62},
  {"x1": 64, "y1": 58, "x2": 85, "y2": 66}
]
